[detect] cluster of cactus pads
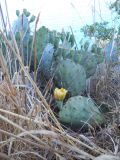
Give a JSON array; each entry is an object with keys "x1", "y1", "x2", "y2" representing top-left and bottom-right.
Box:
[
  {"x1": 12, "y1": 9, "x2": 106, "y2": 128},
  {"x1": 13, "y1": 9, "x2": 35, "y2": 44},
  {"x1": 37, "y1": 42, "x2": 104, "y2": 128},
  {"x1": 11, "y1": 9, "x2": 120, "y2": 129}
]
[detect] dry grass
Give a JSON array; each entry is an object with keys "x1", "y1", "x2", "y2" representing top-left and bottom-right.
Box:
[{"x1": 0, "y1": 1, "x2": 120, "y2": 160}]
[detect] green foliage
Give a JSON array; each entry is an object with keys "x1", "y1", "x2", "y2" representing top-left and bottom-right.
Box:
[
  {"x1": 80, "y1": 22, "x2": 117, "y2": 66},
  {"x1": 54, "y1": 59, "x2": 86, "y2": 96},
  {"x1": 109, "y1": 0, "x2": 120, "y2": 15},
  {"x1": 81, "y1": 24, "x2": 95, "y2": 37},
  {"x1": 59, "y1": 96, "x2": 104, "y2": 127},
  {"x1": 94, "y1": 22, "x2": 114, "y2": 40},
  {"x1": 81, "y1": 22, "x2": 114, "y2": 40}
]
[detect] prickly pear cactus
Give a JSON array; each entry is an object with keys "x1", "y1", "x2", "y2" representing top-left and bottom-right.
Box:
[
  {"x1": 54, "y1": 59, "x2": 86, "y2": 96},
  {"x1": 91, "y1": 44, "x2": 104, "y2": 64},
  {"x1": 79, "y1": 52, "x2": 97, "y2": 78},
  {"x1": 72, "y1": 53, "x2": 81, "y2": 64},
  {"x1": 59, "y1": 96, "x2": 104, "y2": 127},
  {"x1": 37, "y1": 43, "x2": 54, "y2": 79},
  {"x1": 63, "y1": 50, "x2": 97, "y2": 78},
  {"x1": 54, "y1": 48, "x2": 70, "y2": 61},
  {"x1": 12, "y1": 9, "x2": 36, "y2": 66},
  {"x1": 12, "y1": 14, "x2": 30, "y2": 45},
  {"x1": 35, "y1": 26, "x2": 61, "y2": 63},
  {"x1": 35, "y1": 28, "x2": 75, "y2": 68}
]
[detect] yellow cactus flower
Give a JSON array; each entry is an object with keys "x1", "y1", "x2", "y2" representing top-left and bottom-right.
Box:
[{"x1": 54, "y1": 88, "x2": 68, "y2": 101}]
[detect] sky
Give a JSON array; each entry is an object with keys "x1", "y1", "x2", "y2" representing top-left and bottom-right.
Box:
[{"x1": 0, "y1": 0, "x2": 116, "y2": 43}]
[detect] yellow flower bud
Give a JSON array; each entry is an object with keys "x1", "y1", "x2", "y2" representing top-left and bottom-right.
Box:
[{"x1": 54, "y1": 88, "x2": 68, "y2": 101}]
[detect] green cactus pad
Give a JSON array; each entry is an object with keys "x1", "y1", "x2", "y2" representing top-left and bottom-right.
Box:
[
  {"x1": 38, "y1": 43, "x2": 54, "y2": 79},
  {"x1": 79, "y1": 52, "x2": 97, "y2": 78},
  {"x1": 67, "y1": 51, "x2": 97, "y2": 78},
  {"x1": 54, "y1": 59, "x2": 86, "y2": 96},
  {"x1": 59, "y1": 96, "x2": 104, "y2": 128}
]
